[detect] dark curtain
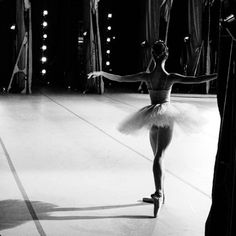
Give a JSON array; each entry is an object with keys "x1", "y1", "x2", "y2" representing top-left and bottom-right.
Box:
[
  {"x1": 187, "y1": 0, "x2": 203, "y2": 75},
  {"x1": 83, "y1": 0, "x2": 103, "y2": 94},
  {"x1": 143, "y1": 0, "x2": 173, "y2": 70},
  {"x1": 0, "y1": 0, "x2": 15, "y2": 91},
  {"x1": 160, "y1": 0, "x2": 173, "y2": 42},
  {"x1": 205, "y1": 1, "x2": 236, "y2": 235},
  {"x1": 145, "y1": 0, "x2": 161, "y2": 46},
  {"x1": 206, "y1": 36, "x2": 236, "y2": 236},
  {"x1": 30, "y1": 0, "x2": 42, "y2": 88},
  {"x1": 166, "y1": 0, "x2": 188, "y2": 75},
  {"x1": 44, "y1": 0, "x2": 81, "y2": 89},
  {"x1": 167, "y1": 0, "x2": 216, "y2": 94},
  {"x1": 187, "y1": 0, "x2": 219, "y2": 94},
  {"x1": 15, "y1": 0, "x2": 26, "y2": 91}
]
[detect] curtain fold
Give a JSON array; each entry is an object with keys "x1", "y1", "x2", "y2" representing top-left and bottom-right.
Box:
[
  {"x1": 160, "y1": 0, "x2": 173, "y2": 22},
  {"x1": 24, "y1": 0, "x2": 32, "y2": 93},
  {"x1": 145, "y1": 0, "x2": 161, "y2": 46},
  {"x1": 145, "y1": 0, "x2": 173, "y2": 45},
  {"x1": 187, "y1": 0, "x2": 203, "y2": 75},
  {"x1": 15, "y1": 0, "x2": 26, "y2": 91},
  {"x1": 205, "y1": 2, "x2": 236, "y2": 234},
  {"x1": 205, "y1": 36, "x2": 236, "y2": 236},
  {"x1": 84, "y1": 0, "x2": 103, "y2": 94},
  {"x1": 143, "y1": 0, "x2": 173, "y2": 70}
]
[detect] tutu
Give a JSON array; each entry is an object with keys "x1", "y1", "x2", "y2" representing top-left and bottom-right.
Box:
[{"x1": 118, "y1": 90, "x2": 205, "y2": 134}]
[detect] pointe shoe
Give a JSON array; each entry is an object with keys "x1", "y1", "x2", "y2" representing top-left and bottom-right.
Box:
[
  {"x1": 151, "y1": 193, "x2": 163, "y2": 218},
  {"x1": 142, "y1": 191, "x2": 165, "y2": 205}
]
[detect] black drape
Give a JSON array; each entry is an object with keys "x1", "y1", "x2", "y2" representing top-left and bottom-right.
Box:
[
  {"x1": 205, "y1": 1, "x2": 236, "y2": 235},
  {"x1": 83, "y1": 0, "x2": 103, "y2": 93},
  {"x1": 0, "y1": 0, "x2": 15, "y2": 90},
  {"x1": 46, "y1": 0, "x2": 81, "y2": 88},
  {"x1": 30, "y1": 0, "x2": 82, "y2": 89}
]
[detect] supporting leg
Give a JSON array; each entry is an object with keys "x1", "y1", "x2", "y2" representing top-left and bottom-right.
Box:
[{"x1": 147, "y1": 124, "x2": 173, "y2": 217}]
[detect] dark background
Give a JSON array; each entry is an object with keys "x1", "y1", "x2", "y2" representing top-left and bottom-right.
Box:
[
  {"x1": 0, "y1": 0, "x2": 15, "y2": 90},
  {"x1": 0, "y1": 0, "x2": 192, "y2": 92},
  {"x1": 0, "y1": 0, "x2": 234, "y2": 93}
]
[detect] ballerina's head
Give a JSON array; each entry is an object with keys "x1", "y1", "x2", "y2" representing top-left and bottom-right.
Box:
[{"x1": 152, "y1": 40, "x2": 169, "y2": 61}]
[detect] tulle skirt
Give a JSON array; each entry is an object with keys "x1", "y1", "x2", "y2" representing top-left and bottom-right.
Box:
[{"x1": 118, "y1": 101, "x2": 204, "y2": 134}]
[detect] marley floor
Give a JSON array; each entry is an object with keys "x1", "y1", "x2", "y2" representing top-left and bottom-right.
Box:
[{"x1": 0, "y1": 91, "x2": 220, "y2": 236}]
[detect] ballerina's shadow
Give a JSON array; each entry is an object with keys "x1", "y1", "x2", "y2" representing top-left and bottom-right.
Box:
[{"x1": 0, "y1": 199, "x2": 153, "y2": 230}]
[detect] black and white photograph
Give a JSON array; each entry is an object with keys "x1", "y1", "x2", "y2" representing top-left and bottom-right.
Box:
[{"x1": 0, "y1": 0, "x2": 236, "y2": 235}]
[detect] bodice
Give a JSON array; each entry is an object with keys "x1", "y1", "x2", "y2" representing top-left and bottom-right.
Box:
[{"x1": 148, "y1": 89, "x2": 171, "y2": 104}]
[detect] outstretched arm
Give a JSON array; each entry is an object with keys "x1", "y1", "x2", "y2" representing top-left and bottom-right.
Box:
[
  {"x1": 169, "y1": 73, "x2": 217, "y2": 84},
  {"x1": 88, "y1": 71, "x2": 149, "y2": 83}
]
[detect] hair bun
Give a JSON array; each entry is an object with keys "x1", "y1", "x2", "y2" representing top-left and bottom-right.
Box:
[{"x1": 152, "y1": 40, "x2": 168, "y2": 59}]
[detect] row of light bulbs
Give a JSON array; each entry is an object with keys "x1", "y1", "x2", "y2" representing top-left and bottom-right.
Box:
[
  {"x1": 41, "y1": 10, "x2": 48, "y2": 76},
  {"x1": 40, "y1": 12, "x2": 114, "y2": 77},
  {"x1": 105, "y1": 13, "x2": 112, "y2": 69}
]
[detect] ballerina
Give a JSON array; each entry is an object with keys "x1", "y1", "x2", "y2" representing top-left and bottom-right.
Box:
[{"x1": 88, "y1": 40, "x2": 217, "y2": 218}]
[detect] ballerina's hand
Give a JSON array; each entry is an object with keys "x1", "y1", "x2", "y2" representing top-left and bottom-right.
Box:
[{"x1": 87, "y1": 71, "x2": 102, "y2": 79}]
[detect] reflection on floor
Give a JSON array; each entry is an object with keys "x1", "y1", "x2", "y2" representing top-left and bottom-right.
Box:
[{"x1": 0, "y1": 91, "x2": 220, "y2": 236}]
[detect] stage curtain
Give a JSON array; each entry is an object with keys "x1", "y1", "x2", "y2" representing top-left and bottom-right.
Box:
[
  {"x1": 15, "y1": 0, "x2": 26, "y2": 91},
  {"x1": 160, "y1": 0, "x2": 173, "y2": 22},
  {"x1": 160, "y1": 0, "x2": 173, "y2": 42},
  {"x1": 205, "y1": 38, "x2": 236, "y2": 236},
  {"x1": 187, "y1": 0, "x2": 203, "y2": 75},
  {"x1": 205, "y1": 2, "x2": 236, "y2": 234},
  {"x1": 23, "y1": 0, "x2": 32, "y2": 93},
  {"x1": 83, "y1": 0, "x2": 103, "y2": 94},
  {"x1": 143, "y1": 0, "x2": 173, "y2": 70},
  {"x1": 0, "y1": 0, "x2": 15, "y2": 89},
  {"x1": 145, "y1": 0, "x2": 161, "y2": 46}
]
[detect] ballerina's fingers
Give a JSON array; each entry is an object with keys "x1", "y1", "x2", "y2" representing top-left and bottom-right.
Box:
[
  {"x1": 87, "y1": 72, "x2": 94, "y2": 79},
  {"x1": 87, "y1": 71, "x2": 101, "y2": 79}
]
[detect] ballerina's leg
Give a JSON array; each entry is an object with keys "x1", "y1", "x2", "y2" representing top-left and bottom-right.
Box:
[{"x1": 148, "y1": 123, "x2": 173, "y2": 217}]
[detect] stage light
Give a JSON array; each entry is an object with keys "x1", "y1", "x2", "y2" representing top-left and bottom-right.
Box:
[
  {"x1": 221, "y1": 14, "x2": 236, "y2": 40},
  {"x1": 43, "y1": 10, "x2": 48, "y2": 16},
  {"x1": 78, "y1": 37, "x2": 83, "y2": 44},
  {"x1": 184, "y1": 36, "x2": 190, "y2": 42},
  {"x1": 42, "y1": 21, "x2": 48, "y2": 27},
  {"x1": 41, "y1": 57, "x2": 47, "y2": 63},
  {"x1": 107, "y1": 26, "x2": 111, "y2": 30},
  {"x1": 41, "y1": 10, "x2": 49, "y2": 79},
  {"x1": 140, "y1": 41, "x2": 150, "y2": 48},
  {"x1": 112, "y1": 36, "x2": 116, "y2": 40},
  {"x1": 83, "y1": 31, "x2": 87, "y2": 36},
  {"x1": 10, "y1": 25, "x2": 16, "y2": 30},
  {"x1": 106, "y1": 37, "x2": 111, "y2": 42},
  {"x1": 106, "y1": 61, "x2": 110, "y2": 66},
  {"x1": 106, "y1": 49, "x2": 111, "y2": 54},
  {"x1": 41, "y1": 45, "x2": 47, "y2": 51},
  {"x1": 141, "y1": 41, "x2": 146, "y2": 46},
  {"x1": 108, "y1": 13, "x2": 112, "y2": 18},
  {"x1": 224, "y1": 14, "x2": 235, "y2": 23}
]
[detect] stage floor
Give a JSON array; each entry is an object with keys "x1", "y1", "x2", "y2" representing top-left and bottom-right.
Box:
[{"x1": 0, "y1": 91, "x2": 220, "y2": 236}]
